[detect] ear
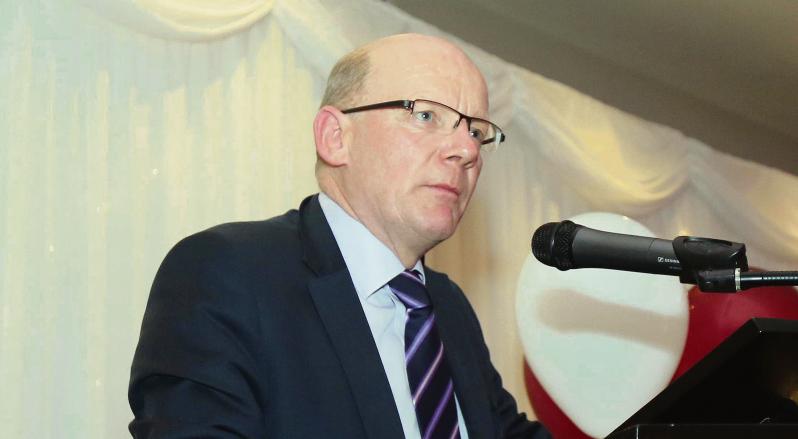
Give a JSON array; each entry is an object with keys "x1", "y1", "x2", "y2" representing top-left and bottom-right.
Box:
[{"x1": 313, "y1": 105, "x2": 350, "y2": 167}]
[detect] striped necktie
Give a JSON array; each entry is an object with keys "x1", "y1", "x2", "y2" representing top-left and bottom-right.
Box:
[{"x1": 389, "y1": 270, "x2": 461, "y2": 439}]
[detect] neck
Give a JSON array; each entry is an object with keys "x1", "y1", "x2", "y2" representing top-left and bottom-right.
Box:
[{"x1": 319, "y1": 182, "x2": 426, "y2": 269}]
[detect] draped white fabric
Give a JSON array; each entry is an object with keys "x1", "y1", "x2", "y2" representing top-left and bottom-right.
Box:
[
  {"x1": 79, "y1": 0, "x2": 276, "y2": 40},
  {"x1": 1, "y1": 0, "x2": 796, "y2": 437}
]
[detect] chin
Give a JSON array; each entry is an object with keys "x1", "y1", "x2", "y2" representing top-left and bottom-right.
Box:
[{"x1": 419, "y1": 214, "x2": 460, "y2": 242}]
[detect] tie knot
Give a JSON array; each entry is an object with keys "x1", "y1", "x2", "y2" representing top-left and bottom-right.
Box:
[{"x1": 388, "y1": 270, "x2": 430, "y2": 310}]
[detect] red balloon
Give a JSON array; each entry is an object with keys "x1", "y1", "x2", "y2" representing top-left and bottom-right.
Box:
[
  {"x1": 524, "y1": 361, "x2": 592, "y2": 439},
  {"x1": 673, "y1": 284, "x2": 798, "y2": 379}
]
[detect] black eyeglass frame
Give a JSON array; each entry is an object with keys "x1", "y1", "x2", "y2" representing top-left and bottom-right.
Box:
[{"x1": 340, "y1": 99, "x2": 506, "y2": 146}]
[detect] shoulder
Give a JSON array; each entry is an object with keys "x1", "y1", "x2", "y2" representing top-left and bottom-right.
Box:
[
  {"x1": 170, "y1": 209, "x2": 299, "y2": 261},
  {"x1": 192, "y1": 208, "x2": 300, "y2": 252},
  {"x1": 153, "y1": 209, "x2": 307, "y2": 293},
  {"x1": 144, "y1": 209, "x2": 312, "y2": 338},
  {"x1": 424, "y1": 266, "x2": 477, "y2": 315},
  {"x1": 425, "y1": 266, "x2": 465, "y2": 295}
]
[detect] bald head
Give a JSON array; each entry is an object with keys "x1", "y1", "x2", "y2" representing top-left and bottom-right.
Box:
[
  {"x1": 361, "y1": 34, "x2": 487, "y2": 114},
  {"x1": 320, "y1": 34, "x2": 488, "y2": 115},
  {"x1": 319, "y1": 45, "x2": 371, "y2": 109}
]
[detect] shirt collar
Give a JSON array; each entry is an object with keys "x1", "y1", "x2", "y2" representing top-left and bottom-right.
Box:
[{"x1": 318, "y1": 192, "x2": 425, "y2": 299}]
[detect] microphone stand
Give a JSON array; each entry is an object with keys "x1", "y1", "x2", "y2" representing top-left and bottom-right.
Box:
[
  {"x1": 697, "y1": 269, "x2": 798, "y2": 293},
  {"x1": 673, "y1": 236, "x2": 798, "y2": 292}
]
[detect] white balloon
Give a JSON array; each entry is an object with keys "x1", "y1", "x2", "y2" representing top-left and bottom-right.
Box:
[{"x1": 517, "y1": 212, "x2": 688, "y2": 438}]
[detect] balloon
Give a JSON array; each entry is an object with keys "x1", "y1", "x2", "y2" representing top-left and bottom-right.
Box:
[
  {"x1": 524, "y1": 361, "x2": 591, "y2": 439},
  {"x1": 673, "y1": 283, "x2": 798, "y2": 379},
  {"x1": 517, "y1": 212, "x2": 688, "y2": 438}
]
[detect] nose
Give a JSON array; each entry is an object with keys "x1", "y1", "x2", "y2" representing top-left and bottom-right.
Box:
[{"x1": 442, "y1": 120, "x2": 480, "y2": 168}]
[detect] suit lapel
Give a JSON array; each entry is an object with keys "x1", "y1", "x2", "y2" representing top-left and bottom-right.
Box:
[
  {"x1": 427, "y1": 270, "x2": 495, "y2": 439},
  {"x1": 299, "y1": 195, "x2": 405, "y2": 439}
]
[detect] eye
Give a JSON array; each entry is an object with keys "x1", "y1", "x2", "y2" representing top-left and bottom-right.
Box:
[
  {"x1": 469, "y1": 128, "x2": 486, "y2": 141},
  {"x1": 414, "y1": 110, "x2": 435, "y2": 122}
]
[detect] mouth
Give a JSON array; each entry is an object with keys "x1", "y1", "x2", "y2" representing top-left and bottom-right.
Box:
[{"x1": 427, "y1": 184, "x2": 461, "y2": 198}]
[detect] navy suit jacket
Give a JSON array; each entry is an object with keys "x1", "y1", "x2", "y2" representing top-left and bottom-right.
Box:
[{"x1": 129, "y1": 194, "x2": 548, "y2": 438}]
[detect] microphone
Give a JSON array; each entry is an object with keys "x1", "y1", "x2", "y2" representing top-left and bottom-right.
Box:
[
  {"x1": 531, "y1": 220, "x2": 682, "y2": 276},
  {"x1": 529, "y1": 220, "x2": 798, "y2": 293}
]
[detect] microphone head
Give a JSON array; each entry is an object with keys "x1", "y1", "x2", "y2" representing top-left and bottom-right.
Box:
[{"x1": 531, "y1": 220, "x2": 580, "y2": 270}]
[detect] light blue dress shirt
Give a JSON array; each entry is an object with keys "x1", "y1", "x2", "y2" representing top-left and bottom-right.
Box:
[{"x1": 319, "y1": 193, "x2": 469, "y2": 439}]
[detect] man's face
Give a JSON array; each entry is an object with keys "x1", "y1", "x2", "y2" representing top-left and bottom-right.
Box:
[{"x1": 339, "y1": 36, "x2": 489, "y2": 255}]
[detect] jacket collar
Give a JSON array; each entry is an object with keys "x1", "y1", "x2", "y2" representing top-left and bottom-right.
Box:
[
  {"x1": 299, "y1": 194, "x2": 406, "y2": 439},
  {"x1": 298, "y1": 194, "x2": 347, "y2": 277}
]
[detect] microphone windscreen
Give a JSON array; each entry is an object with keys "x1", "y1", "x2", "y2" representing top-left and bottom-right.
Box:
[
  {"x1": 531, "y1": 222, "x2": 557, "y2": 265},
  {"x1": 531, "y1": 221, "x2": 580, "y2": 270}
]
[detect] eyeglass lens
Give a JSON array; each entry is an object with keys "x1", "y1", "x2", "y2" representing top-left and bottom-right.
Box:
[{"x1": 410, "y1": 100, "x2": 497, "y2": 147}]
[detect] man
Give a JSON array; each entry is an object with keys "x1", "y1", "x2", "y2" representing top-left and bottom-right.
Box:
[{"x1": 129, "y1": 33, "x2": 549, "y2": 439}]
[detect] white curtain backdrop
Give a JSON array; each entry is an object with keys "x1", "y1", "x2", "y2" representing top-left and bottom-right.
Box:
[{"x1": 1, "y1": 0, "x2": 796, "y2": 437}]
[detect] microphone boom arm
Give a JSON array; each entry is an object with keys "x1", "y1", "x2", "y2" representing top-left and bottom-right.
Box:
[{"x1": 698, "y1": 268, "x2": 798, "y2": 293}]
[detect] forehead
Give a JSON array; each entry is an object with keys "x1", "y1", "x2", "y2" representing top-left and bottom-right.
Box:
[{"x1": 361, "y1": 36, "x2": 489, "y2": 118}]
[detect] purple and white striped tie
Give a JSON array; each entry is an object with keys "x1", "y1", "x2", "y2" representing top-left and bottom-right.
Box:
[{"x1": 389, "y1": 270, "x2": 460, "y2": 439}]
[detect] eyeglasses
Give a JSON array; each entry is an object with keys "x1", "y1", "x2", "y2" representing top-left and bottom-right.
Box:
[{"x1": 341, "y1": 99, "x2": 506, "y2": 152}]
